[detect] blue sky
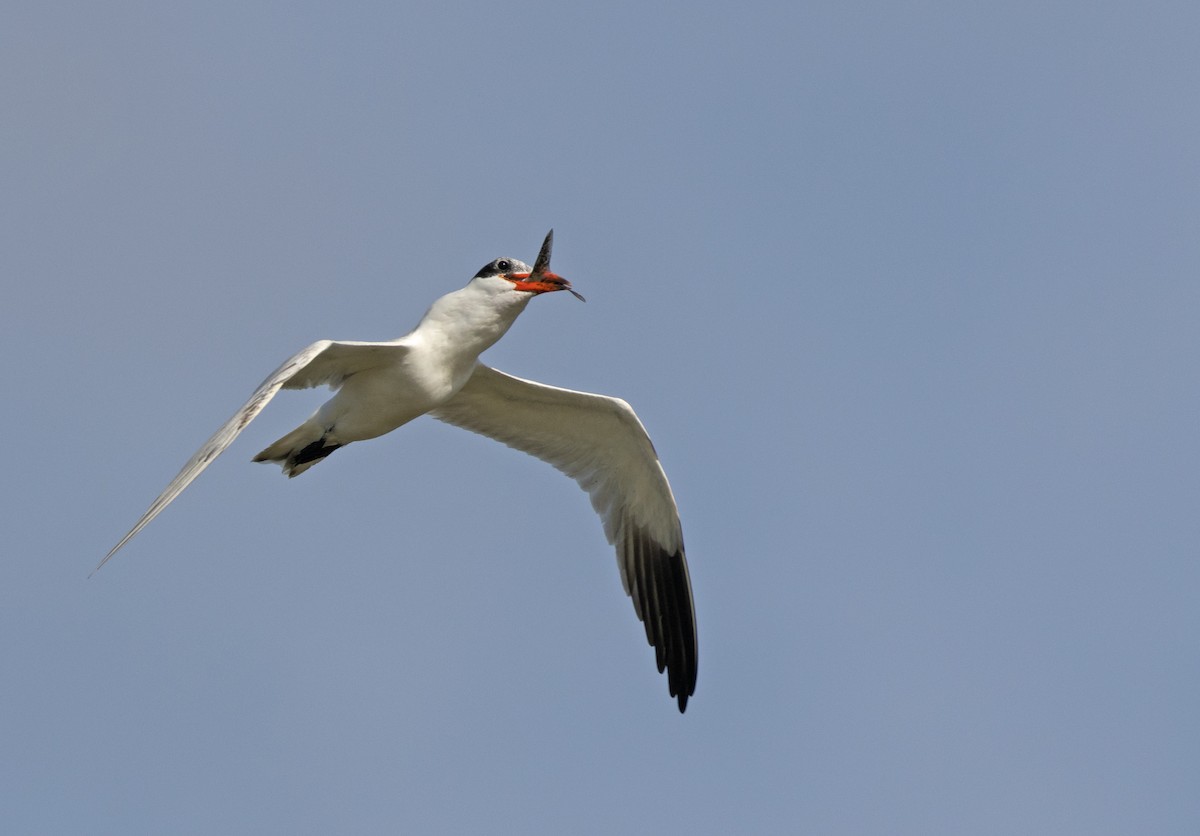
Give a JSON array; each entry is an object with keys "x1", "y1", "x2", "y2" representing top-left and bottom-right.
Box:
[{"x1": 3, "y1": 2, "x2": 1199, "y2": 833}]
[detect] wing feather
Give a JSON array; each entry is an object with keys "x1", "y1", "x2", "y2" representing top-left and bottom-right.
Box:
[
  {"x1": 95, "y1": 339, "x2": 407, "y2": 573},
  {"x1": 431, "y1": 363, "x2": 697, "y2": 711}
]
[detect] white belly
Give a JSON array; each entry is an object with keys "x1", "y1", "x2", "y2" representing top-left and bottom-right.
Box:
[{"x1": 315, "y1": 357, "x2": 465, "y2": 444}]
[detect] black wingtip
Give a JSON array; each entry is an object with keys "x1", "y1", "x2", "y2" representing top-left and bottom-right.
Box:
[{"x1": 622, "y1": 527, "x2": 697, "y2": 713}]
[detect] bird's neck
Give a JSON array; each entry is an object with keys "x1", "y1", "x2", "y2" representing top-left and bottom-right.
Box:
[{"x1": 414, "y1": 283, "x2": 532, "y2": 362}]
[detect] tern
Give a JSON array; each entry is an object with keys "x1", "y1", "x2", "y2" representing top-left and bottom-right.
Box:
[{"x1": 98, "y1": 231, "x2": 697, "y2": 711}]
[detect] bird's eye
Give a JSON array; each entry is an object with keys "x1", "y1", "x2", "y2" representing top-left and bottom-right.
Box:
[{"x1": 496, "y1": 259, "x2": 511, "y2": 272}]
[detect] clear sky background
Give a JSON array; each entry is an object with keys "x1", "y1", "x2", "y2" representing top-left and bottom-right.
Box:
[{"x1": 3, "y1": 2, "x2": 1198, "y2": 833}]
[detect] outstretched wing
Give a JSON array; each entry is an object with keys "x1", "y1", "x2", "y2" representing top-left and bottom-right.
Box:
[
  {"x1": 431, "y1": 363, "x2": 697, "y2": 711},
  {"x1": 96, "y1": 339, "x2": 408, "y2": 573}
]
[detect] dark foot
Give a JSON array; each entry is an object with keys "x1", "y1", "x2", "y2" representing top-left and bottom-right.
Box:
[{"x1": 291, "y1": 437, "x2": 342, "y2": 467}]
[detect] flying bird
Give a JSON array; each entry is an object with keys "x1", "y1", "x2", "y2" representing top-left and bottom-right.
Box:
[{"x1": 98, "y1": 231, "x2": 697, "y2": 712}]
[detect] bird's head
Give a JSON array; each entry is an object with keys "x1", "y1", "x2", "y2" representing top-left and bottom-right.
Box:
[{"x1": 471, "y1": 230, "x2": 586, "y2": 302}]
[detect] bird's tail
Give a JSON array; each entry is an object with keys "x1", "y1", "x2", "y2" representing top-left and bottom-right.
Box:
[{"x1": 253, "y1": 422, "x2": 342, "y2": 478}]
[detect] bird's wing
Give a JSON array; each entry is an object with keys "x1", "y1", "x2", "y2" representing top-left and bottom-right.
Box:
[
  {"x1": 430, "y1": 363, "x2": 697, "y2": 711},
  {"x1": 96, "y1": 339, "x2": 408, "y2": 573}
]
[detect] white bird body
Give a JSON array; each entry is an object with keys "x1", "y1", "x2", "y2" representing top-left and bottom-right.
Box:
[
  {"x1": 99, "y1": 232, "x2": 698, "y2": 711},
  {"x1": 255, "y1": 284, "x2": 535, "y2": 474}
]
